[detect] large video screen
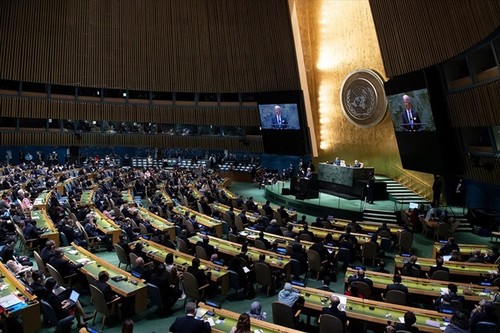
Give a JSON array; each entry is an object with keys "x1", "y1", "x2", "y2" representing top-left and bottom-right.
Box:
[
  {"x1": 259, "y1": 103, "x2": 300, "y2": 130},
  {"x1": 387, "y1": 88, "x2": 437, "y2": 132},
  {"x1": 257, "y1": 91, "x2": 309, "y2": 156}
]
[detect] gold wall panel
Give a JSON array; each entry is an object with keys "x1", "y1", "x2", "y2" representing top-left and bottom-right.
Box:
[{"x1": 293, "y1": 0, "x2": 402, "y2": 177}]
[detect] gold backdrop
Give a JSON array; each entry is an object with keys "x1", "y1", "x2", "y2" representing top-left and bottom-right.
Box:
[{"x1": 292, "y1": 0, "x2": 432, "y2": 183}]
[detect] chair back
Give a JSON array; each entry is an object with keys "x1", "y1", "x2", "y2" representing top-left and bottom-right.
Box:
[
  {"x1": 46, "y1": 263, "x2": 68, "y2": 287},
  {"x1": 40, "y1": 299, "x2": 59, "y2": 325},
  {"x1": 430, "y1": 270, "x2": 449, "y2": 280},
  {"x1": 362, "y1": 241, "x2": 378, "y2": 264},
  {"x1": 34, "y1": 251, "x2": 47, "y2": 275},
  {"x1": 337, "y1": 248, "x2": 351, "y2": 264},
  {"x1": 435, "y1": 223, "x2": 449, "y2": 241},
  {"x1": 272, "y1": 211, "x2": 282, "y2": 226},
  {"x1": 254, "y1": 239, "x2": 267, "y2": 250},
  {"x1": 385, "y1": 289, "x2": 407, "y2": 305},
  {"x1": 378, "y1": 230, "x2": 391, "y2": 239},
  {"x1": 448, "y1": 221, "x2": 460, "y2": 235},
  {"x1": 475, "y1": 321, "x2": 497, "y2": 333},
  {"x1": 272, "y1": 301, "x2": 296, "y2": 328},
  {"x1": 182, "y1": 271, "x2": 204, "y2": 301},
  {"x1": 380, "y1": 237, "x2": 392, "y2": 252},
  {"x1": 255, "y1": 262, "x2": 273, "y2": 295},
  {"x1": 113, "y1": 244, "x2": 131, "y2": 269},
  {"x1": 319, "y1": 314, "x2": 344, "y2": 333},
  {"x1": 228, "y1": 270, "x2": 241, "y2": 293},
  {"x1": 195, "y1": 245, "x2": 209, "y2": 260},
  {"x1": 59, "y1": 232, "x2": 69, "y2": 246},
  {"x1": 139, "y1": 223, "x2": 150, "y2": 235},
  {"x1": 234, "y1": 215, "x2": 245, "y2": 231},
  {"x1": 129, "y1": 252, "x2": 139, "y2": 268},
  {"x1": 228, "y1": 233, "x2": 239, "y2": 243},
  {"x1": 299, "y1": 233, "x2": 313, "y2": 242},
  {"x1": 147, "y1": 283, "x2": 163, "y2": 310},
  {"x1": 398, "y1": 231, "x2": 413, "y2": 252},
  {"x1": 222, "y1": 212, "x2": 233, "y2": 225},
  {"x1": 196, "y1": 202, "x2": 204, "y2": 213},
  {"x1": 89, "y1": 284, "x2": 112, "y2": 316},
  {"x1": 307, "y1": 249, "x2": 322, "y2": 272},
  {"x1": 290, "y1": 258, "x2": 305, "y2": 279},
  {"x1": 351, "y1": 281, "x2": 372, "y2": 299},
  {"x1": 176, "y1": 237, "x2": 189, "y2": 254}
]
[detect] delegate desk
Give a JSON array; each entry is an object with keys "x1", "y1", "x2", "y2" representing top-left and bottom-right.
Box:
[
  {"x1": 130, "y1": 238, "x2": 229, "y2": 294},
  {"x1": 432, "y1": 242, "x2": 491, "y2": 259},
  {"x1": 289, "y1": 223, "x2": 373, "y2": 245},
  {"x1": 79, "y1": 189, "x2": 95, "y2": 207},
  {"x1": 331, "y1": 219, "x2": 402, "y2": 235},
  {"x1": 172, "y1": 206, "x2": 223, "y2": 237},
  {"x1": 91, "y1": 209, "x2": 123, "y2": 244},
  {"x1": 135, "y1": 207, "x2": 176, "y2": 241},
  {"x1": 344, "y1": 267, "x2": 495, "y2": 305},
  {"x1": 210, "y1": 202, "x2": 260, "y2": 224},
  {"x1": 32, "y1": 190, "x2": 52, "y2": 208},
  {"x1": 317, "y1": 162, "x2": 375, "y2": 198},
  {"x1": 291, "y1": 285, "x2": 448, "y2": 333},
  {"x1": 218, "y1": 188, "x2": 297, "y2": 221},
  {"x1": 197, "y1": 302, "x2": 302, "y2": 333},
  {"x1": 189, "y1": 234, "x2": 291, "y2": 278},
  {"x1": 242, "y1": 228, "x2": 339, "y2": 254},
  {"x1": 0, "y1": 262, "x2": 41, "y2": 333},
  {"x1": 394, "y1": 255, "x2": 498, "y2": 281},
  {"x1": 63, "y1": 243, "x2": 147, "y2": 314},
  {"x1": 30, "y1": 209, "x2": 60, "y2": 247}
]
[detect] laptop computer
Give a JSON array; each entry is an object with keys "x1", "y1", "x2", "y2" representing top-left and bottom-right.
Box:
[{"x1": 66, "y1": 290, "x2": 80, "y2": 306}]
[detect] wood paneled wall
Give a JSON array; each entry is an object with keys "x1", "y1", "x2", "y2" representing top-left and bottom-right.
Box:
[
  {"x1": 0, "y1": 131, "x2": 263, "y2": 152},
  {"x1": 447, "y1": 80, "x2": 500, "y2": 127},
  {"x1": 0, "y1": 0, "x2": 300, "y2": 92},
  {"x1": 0, "y1": 96, "x2": 260, "y2": 126},
  {"x1": 369, "y1": 0, "x2": 500, "y2": 78}
]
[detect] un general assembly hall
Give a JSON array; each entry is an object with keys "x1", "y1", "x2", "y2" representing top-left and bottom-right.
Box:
[{"x1": 0, "y1": 1, "x2": 500, "y2": 332}]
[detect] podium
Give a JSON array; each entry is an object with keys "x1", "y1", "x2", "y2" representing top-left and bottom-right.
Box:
[{"x1": 291, "y1": 174, "x2": 319, "y2": 200}]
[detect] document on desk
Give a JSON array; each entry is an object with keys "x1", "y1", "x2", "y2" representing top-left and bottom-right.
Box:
[{"x1": 0, "y1": 294, "x2": 23, "y2": 308}]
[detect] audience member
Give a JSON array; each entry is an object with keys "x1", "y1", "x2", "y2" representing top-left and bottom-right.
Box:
[
  {"x1": 444, "y1": 311, "x2": 469, "y2": 333},
  {"x1": 169, "y1": 301, "x2": 211, "y2": 333},
  {"x1": 247, "y1": 300, "x2": 267, "y2": 321},
  {"x1": 395, "y1": 311, "x2": 420, "y2": 333},
  {"x1": 230, "y1": 313, "x2": 251, "y2": 333},
  {"x1": 321, "y1": 295, "x2": 348, "y2": 329}
]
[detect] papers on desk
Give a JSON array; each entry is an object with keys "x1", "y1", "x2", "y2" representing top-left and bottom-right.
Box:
[
  {"x1": 399, "y1": 317, "x2": 405, "y2": 323},
  {"x1": 443, "y1": 255, "x2": 452, "y2": 261},
  {"x1": 425, "y1": 319, "x2": 441, "y2": 327},
  {"x1": 337, "y1": 295, "x2": 347, "y2": 310},
  {"x1": 243, "y1": 266, "x2": 250, "y2": 274},
  {"x1": 0, "y1": 294, "x2": 23, "y2": 309},
  {"x1": 488, "y1": 270, "x2": 496, "y2": 275},
  {"x1": 205, "y1": 317, "x2": 215, "y2": 327},
  {"x1": 77, "y1": 258, "x2": 91, "y2": 265},
  {"x1": 195, "y1": 307, "x2": 207, "y2": 319},
  {"x1": 239, "y1": 231, "x2": 248, "y2": 237},
  {"x1": 67, "y1": 250, "x2": 78, "y2": 255},
  {"x1": 440, "y1": 288, "x2": 449, "y2": 295}
]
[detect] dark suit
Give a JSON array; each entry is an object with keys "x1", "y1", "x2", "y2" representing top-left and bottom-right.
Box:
[
  {"x1": 91, "y1": 279, "x2": 117, "y2": 303},
  {"x1": 271, "y1": 115, "x2": 288, "y2": 129},
  {"x1": 429, "y1": 266, "x2": 449, "y2": 277},
  {"x1": 321, "y1": 306, "x2": 348, "y2": 328},
  {"x1": 169, "y1": 315, "x2": 211, "y2": 333},
  {"x1": 48, "y1": 255, "x2": 82, "y2": 277},
  {"x1": 187, "y1": 266, "x2": 209, "y2": 286},
  {"x1": 384, "y1": 283, "x2": 409, "y2": 301},
  {"x1": 401, "y1": 109, "x2": 422, "y2": 132}
]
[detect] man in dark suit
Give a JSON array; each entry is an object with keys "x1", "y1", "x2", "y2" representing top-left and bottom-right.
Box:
[
  {"x1": 48, "y1": 248, "x2": 84, "y2": 278},
  {"x1": 169, "y1": 301, "x2": 211, "y2": 333},
  {"x1": 428, "y1": 257, "x2": 449, "y2": 278},
  {"x1": 150, "y1": 264, "x2": 182, "y2": 313},
  {"x1": 186, "y1": 257, "x2": 210, "y2": 287},
  {"x1": 347, "y1": 269, "x2": 373, "y2": 288},
  {"x1": 195, "y1": 235, "x2": 215, "y2": 258},
  {"x1": 400, "y1": 94, "x2": 422, "y2": 132},
  {"x1": 439, "y1": 237, "x2": 460, "y2": 256},
  {"x1": 321, "y1": 295, "x2": 348, "y2": 329},
  {"x1": 383, "y1": 274, "x2": 409, "y2": 303},
  {"x1": 270, "y1": 105, "x2": 288, "y2": 129}
]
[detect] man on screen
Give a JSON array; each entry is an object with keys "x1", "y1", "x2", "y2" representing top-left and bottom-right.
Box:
[
  {"x1": 271, "y1": 105, "x2": 288, "y2": 129},
  {"x1": 400, "y1": 95, "x2": 423, "y2": 132}
]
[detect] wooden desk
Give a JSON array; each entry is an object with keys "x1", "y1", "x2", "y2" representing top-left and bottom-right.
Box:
[
  {"x1": 210, "y1": 202, "x2": 260, "y2": 224},
  {"x1": 344, "y1": 267, "x2": 495, "y2": 304},
  {"x1": 394, "y1": 255, "x2": 498, "y2": 280},
  {"x1": 172, "y1": 206, "x2": 223, "y2": 237},
  {"x1": 197, "y1": 302, "x2": 302, "y2": 333},
  {"x1": 32, "y1": 190, "x2": 52, "y2": 208},
  {"x1": 242, "y1": 228, "x2": 339, "y2": 253},
  {"x1": 432, "y1": 242, "x2": 490, "y2": 259},
  {"x1": 79, "y1": 190, "x2": 94, "y2": 207},
  {"x1": 331, "y1": 219, "x2": 402, "y2": 234},
  {"x1": 91, "y1": 209, "x2": 123, "y2": 244},
  {"x1": 289, "y1": 223, "x2": 373, "y2": 245},
  {"x1": 189, "y1": 234, "x2": 291, "y2": 278},
  {"x1": 135, "y1": 207, "x2": 176, "y2": 241},
  {"x1": 63, "y1": 243, "x2": 147, "y2": 314},
  {"x1": 291, "y1": 285, "x2": 448, "y2": 333},
  {"x1": 0, "y1": 262, "x2": 41, "y2": 333},
  {"x1": 31, "y1": 209, "x2": 60, "y2": 247},
  {"x1": 131, "y1": 238, "x2": 229, "y2": 294}
]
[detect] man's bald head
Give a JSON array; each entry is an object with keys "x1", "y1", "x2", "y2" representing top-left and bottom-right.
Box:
[{"x1": 330, "y1": 295, "x2": 340, "y2": 307}]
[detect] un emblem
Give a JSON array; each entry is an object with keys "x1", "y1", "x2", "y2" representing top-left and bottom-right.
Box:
[{"x1": 340, "y1": 69, "x2": 387, "y2": 128}]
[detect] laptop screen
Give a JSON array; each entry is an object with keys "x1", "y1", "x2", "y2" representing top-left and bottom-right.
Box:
[{"x1": 69, "y1": 290, "x2": 80, "y2": 303}]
